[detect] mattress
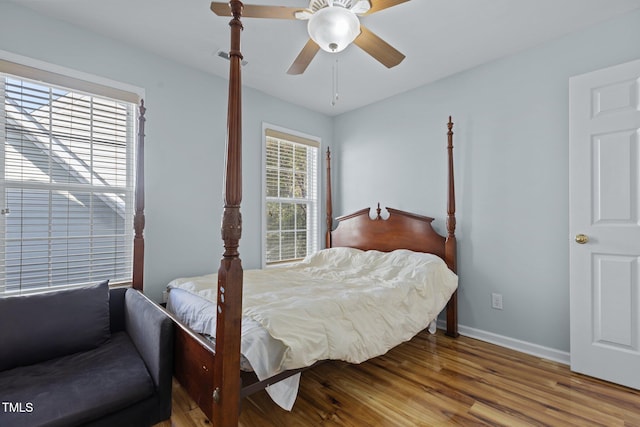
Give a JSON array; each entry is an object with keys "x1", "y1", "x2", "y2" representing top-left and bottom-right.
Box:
[{"x1": 166, "y1": 247, "x2": 458, "y2": 410}]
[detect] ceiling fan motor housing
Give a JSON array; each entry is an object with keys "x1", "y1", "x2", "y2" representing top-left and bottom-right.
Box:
[{"x1": 309, "y1": 0, "x2": 354, "y2": 13}]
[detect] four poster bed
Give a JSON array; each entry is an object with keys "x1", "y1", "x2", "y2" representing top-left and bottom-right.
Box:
[{"x1": 131, "y1": 2, "x2": 459, "y2": 426}]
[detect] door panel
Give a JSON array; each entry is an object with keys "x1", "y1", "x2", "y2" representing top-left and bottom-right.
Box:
[
  {"x1": 593, "y1": 254, "x2": 637, "y2": 348},
  {"x1": 569, "y1": 58, "x2": 640, "y2": 390},
  {"x1": 592, "y1": 131, "x2": 636, "y2": 223}
]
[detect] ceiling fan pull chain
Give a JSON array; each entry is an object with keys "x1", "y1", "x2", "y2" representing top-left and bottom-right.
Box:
[{"x1": 331, "y1": 58, "x2": 339, "y2": 106}]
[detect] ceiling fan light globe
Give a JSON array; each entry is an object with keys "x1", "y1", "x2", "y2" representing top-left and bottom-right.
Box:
[{"x1": 307, "y1": 6, "x2": 360, "y2": 53}]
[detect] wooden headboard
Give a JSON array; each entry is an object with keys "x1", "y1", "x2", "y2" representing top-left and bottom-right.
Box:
[{"x1": 331, "y1": 205, "x2": 446, "y2": 259}]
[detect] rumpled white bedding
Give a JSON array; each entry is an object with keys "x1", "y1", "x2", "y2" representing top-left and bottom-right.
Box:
[
  {"x1": 167, "y1": 247, "x2": 458, "y2": 409},
  {"x1": 166, "y1": 288, "x2": 299, "y2": 409}
]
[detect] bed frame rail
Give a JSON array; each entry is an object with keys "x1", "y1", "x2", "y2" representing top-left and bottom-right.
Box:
[{"x1": 170, "y1": 313, "x2": 217, "y2": 420}]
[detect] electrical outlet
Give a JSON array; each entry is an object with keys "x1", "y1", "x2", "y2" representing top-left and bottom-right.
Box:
[
  {"x1": 162, "y1": 290, "x2": 168, "y2": 304},
  {"x1": 491, "y1": 293, "x2": 503, "y2": 310}
]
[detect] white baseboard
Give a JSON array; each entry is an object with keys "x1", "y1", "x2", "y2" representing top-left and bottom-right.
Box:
[{"x1": 437, "y1": 320, "x2": 570, "y2": 365}]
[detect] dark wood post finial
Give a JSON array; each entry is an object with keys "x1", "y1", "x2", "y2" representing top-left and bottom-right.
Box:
[{"x1": 446, "y1": 116, "x2": 456, "y2": 241}]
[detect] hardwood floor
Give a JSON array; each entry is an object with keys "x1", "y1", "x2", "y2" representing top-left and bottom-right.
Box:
[{"x1": 154, "y1": 330, "x2": 640, "y2": 426}]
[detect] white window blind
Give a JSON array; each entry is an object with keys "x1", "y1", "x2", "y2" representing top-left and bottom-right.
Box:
[
  {"x1": 0, "y1": 69, "x2": 136, "y2": 294},
  {"x1": 264, "y1": 128, "x2": 319, "y2": 265}
]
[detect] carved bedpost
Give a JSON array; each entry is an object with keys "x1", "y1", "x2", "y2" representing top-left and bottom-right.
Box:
[
  {"x1": 445, "y1": 116, "x2": 458, "y2": 337},
  {"x1": 325, "y1": 147, "x2": 333, "y2": 248},
  {"x1": 132, "y1": 100, "x2": 146, "y2": 291},
  {"x1": 213, "y1": 1, "x2": 244, "y2": 425}
]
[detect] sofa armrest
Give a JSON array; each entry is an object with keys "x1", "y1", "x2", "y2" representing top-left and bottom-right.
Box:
[{"x1": 124, "y1": 289, "x2": 174, "y2": 411}]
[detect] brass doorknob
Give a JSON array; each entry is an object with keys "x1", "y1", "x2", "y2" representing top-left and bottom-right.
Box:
[{"x1": 575, "y1": 234, "x2": 589, "y2": 244}]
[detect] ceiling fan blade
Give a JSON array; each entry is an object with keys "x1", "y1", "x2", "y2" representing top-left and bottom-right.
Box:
[
  {"x1": 287, "y1": 39, "x2": 320, "y2": 75},
  {"x1": 211, "y1": 2, "x2": 300, "y2": 19},
  {"x1": 364, "y1": 0, "x2": 410, "y2": 15},
  {"x1": 353, "y1": 25, "x2": 405, "y2": 68}
]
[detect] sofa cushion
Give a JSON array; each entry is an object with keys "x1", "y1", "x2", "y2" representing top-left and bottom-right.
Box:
[
  {"x1": 0, "y1": 331, "x2": 155, "y2": 427},
  {"x1": 0, "y1": 281, "x2": 110, "y2": 371},
  {"x1": 108, "y1": 287, "x2": 128, "y2": 333}
]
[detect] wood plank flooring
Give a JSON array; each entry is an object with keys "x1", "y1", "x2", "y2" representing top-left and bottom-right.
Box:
[{"x1": 154, "y1": 330, "x2": 640, "y2": 426}]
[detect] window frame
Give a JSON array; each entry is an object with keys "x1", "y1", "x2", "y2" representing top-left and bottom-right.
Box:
[
  {"x1": 261, "y1": 123, "x2": 321, "y2": 268},
  {"x1": 0, "y1": 51, "x2": 143, "y2": 295}
]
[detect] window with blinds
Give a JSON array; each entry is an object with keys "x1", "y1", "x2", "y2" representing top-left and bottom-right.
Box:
[
  {"x1": 264, "y1": 127, "x2": 320, "y2": 265},
  {"x1": 0, "y1": 68, "x2": 136, "y2": 294}
]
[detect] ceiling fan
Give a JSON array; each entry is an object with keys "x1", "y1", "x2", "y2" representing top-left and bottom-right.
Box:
[{"x1": 210, "y1": 0, "x2": 409, "y2": 75}]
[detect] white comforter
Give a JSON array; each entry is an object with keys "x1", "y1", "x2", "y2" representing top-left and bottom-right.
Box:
[{"x1": 169, "y1": 247, "x2": 457, "y2": 371}]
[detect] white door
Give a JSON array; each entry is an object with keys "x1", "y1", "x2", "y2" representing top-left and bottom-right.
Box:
[{"x1": 569, "y1": 58, "x2": 640, "y2": 390}]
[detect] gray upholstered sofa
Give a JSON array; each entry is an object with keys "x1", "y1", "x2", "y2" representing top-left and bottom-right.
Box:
[{"x1": 0, "y1": 282, "x2": 174, "y2": 427}]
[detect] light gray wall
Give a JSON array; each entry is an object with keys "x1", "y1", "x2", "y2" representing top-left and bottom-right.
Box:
[
  {"x1": 3, "y1": 1, "x2": 640, "y2": 354},
  {"x1": 0, "y1": 2, "x2": 333, "y2": 303},
  {"x1": 333, "y1": 9, "x2": 640, "y2": 352}
]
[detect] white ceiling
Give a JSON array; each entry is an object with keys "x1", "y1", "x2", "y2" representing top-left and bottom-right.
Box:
[{"x1": 9, "y1": 0, "x2": 640, "y2": 116}]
